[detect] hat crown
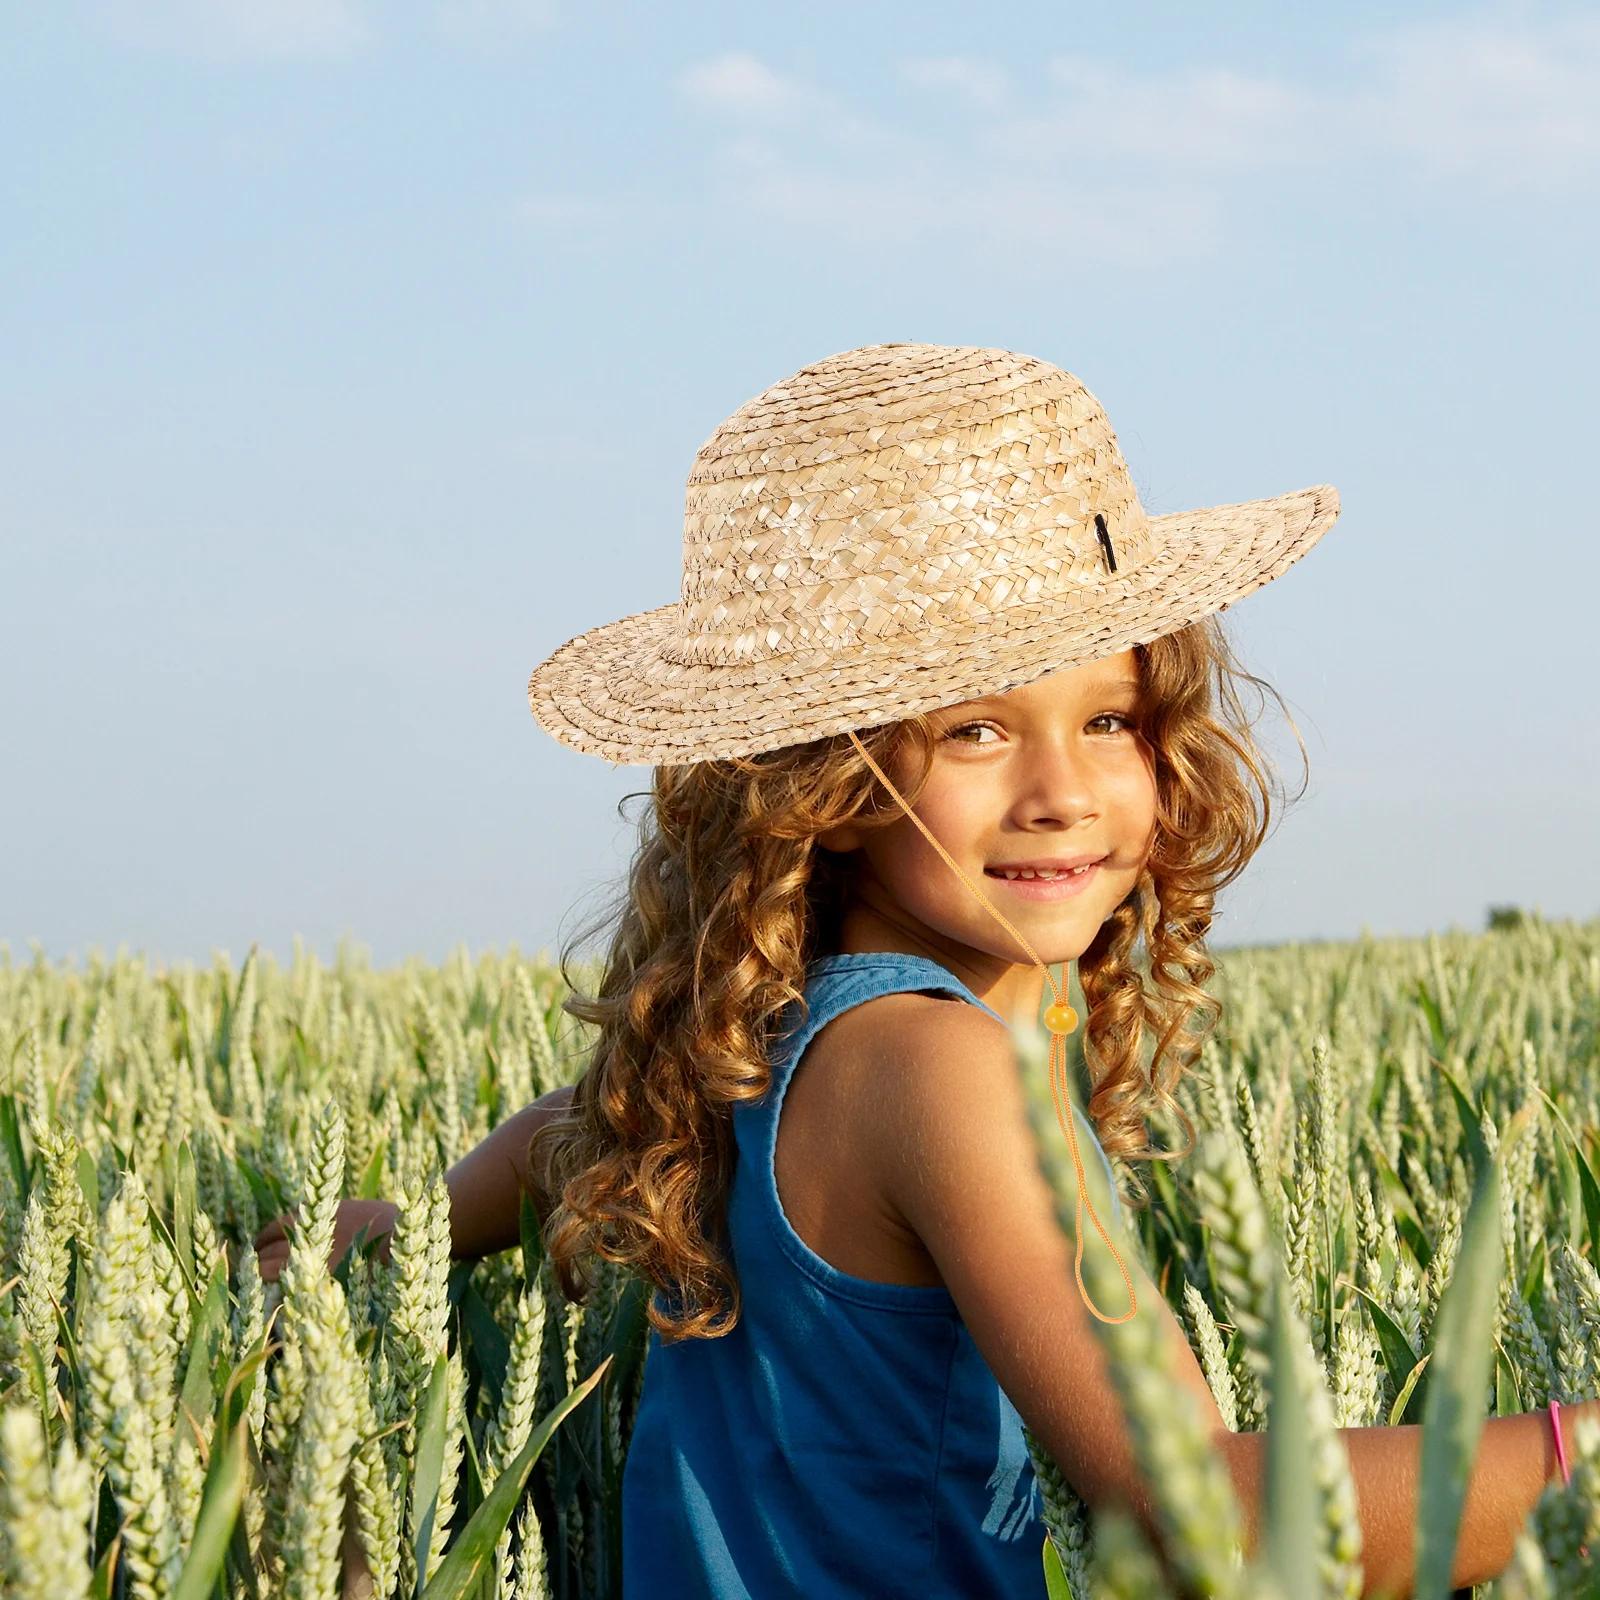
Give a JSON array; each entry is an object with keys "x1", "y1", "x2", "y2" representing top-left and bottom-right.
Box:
[{"x1": 668, "y1": 344, "x2": 1156, "y2": 666}]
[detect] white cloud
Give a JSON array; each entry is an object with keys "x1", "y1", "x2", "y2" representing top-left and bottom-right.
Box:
[
  {"x1": 1037, "y1": 21, "x2": 1600, "y2": 187},
  {"x1": 1041, "y1": 58, "x2": 1313, "y2": 172},
  {"x1": 903, "y1": 57, "x2": 1009, "y2": 112},
  {"x1": 667, "y1": 49, "x2": 1255, "y2": 263},
  {"x1": 90, "y1": 0, "x2": 560, "y2": 58},
  {"x1": 650, "y1": 21, "x2": 1600, "y2": 270},
  {"x1": 428, "y1": 0, "x2": 556, "y2": 40},
  {"x1": 1354, "y1": 19, "x2": 1600, "y2": 187},
  {"x1": 94, "y1": 0, "x2": 368, "y2": 58},
  {"x1": 677, "y1": 52, "x2": 809, "y2": 118}
]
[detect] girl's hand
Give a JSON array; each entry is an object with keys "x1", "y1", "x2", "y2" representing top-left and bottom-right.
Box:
[
  {"x1": 254, "y1": 1198, "x2": 399, "y2": 1281},
  {"x1": 251, "y1": 1088, "x2": 573, "y2": 1283}
]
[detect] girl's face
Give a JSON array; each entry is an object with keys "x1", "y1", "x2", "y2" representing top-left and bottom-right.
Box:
[{"x1": 820, "y1": 651, "x2": 1158, "y2": 991}]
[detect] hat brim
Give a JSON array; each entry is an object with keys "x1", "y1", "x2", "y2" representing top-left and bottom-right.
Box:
[{"x1": 528, "y1": 485, "x2": 1338, "y2": 766}]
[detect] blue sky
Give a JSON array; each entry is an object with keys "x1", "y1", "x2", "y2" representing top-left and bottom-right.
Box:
[{"x1": 3, "y1": 0, "x2": 1597, "y2": 965}]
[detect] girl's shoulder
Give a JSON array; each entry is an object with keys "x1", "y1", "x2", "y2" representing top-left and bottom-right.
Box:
[
  {"x1": 801, "y1": 981, "x2": 1025, "y2": 1141},
  {"x1": 816, "y1": 983, "x2": 1009, "y2": 1065}
]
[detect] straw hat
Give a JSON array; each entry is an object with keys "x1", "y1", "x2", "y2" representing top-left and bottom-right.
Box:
[{"x1": 528, "y1": 343, "x2": 1338, "y2": 765}]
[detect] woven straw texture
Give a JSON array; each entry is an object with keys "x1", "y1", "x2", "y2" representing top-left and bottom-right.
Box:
[{"x1": 528, "y1": 343, "x2": 1338, "y2": 765}]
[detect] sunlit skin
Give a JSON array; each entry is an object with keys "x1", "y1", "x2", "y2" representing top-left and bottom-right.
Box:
[
  {"x1": 254, "y1": 650, "x2": 1585, "y2": 1598},
  {"x1": 814, "y1": 650, "x2": 1156, "y2": 1027}
]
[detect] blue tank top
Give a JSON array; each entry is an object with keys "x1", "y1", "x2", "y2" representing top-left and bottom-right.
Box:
[{"x1": 620, "y1": 952, "x2": 1122, "y2": 1599}]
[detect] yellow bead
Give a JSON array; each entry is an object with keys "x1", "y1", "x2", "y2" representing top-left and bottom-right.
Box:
[{"x1": 1044, "y1": 1002, "x2": 1079, "y2": 1035}]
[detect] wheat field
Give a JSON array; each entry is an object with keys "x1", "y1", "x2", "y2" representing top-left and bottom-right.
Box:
[{"x1": 0, "y1": 915, "x2": 1596, "y2": 1599}]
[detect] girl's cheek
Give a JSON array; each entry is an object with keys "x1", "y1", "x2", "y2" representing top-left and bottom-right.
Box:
[
  {"x1": 892, "y1": 827, "x2": 986, "y2": 922},
  {"x1": 1106, "y1": 749, "x2": 1159, "y2": 832}
]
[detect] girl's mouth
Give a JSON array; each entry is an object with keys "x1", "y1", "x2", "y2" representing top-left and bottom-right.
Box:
[{"x1": 982, "y1": 858, "x2": 1106, "y2": 900}]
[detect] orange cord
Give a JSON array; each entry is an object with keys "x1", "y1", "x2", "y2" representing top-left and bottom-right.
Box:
[{"x1": 845, "y1": 732, "x2": 1136, "y2": 1324}]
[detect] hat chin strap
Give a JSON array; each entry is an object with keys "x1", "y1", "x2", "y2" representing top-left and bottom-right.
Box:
[{"x1": 844, "y1": 730, "x2": 1136, "y2": 1325}]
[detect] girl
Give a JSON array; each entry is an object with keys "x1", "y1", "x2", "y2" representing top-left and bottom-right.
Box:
[{"x1": 261, "y1": 344, "x2": 1582, "y2": 1597}]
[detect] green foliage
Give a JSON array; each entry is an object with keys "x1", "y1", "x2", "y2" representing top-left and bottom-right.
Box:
[
  {"x1": 0, "y1": 944, "x2": 637, "y2": 1599},
  {"x1": 1023, "y1": 915, "x2": 1600, "y2": 1600},
  {"x1": 1, "y1": 915, "x2": 1597, "y2": 1596},
  {"x1": 1414, "y1": 1143, "x2": 1506, "y2": 1600}
]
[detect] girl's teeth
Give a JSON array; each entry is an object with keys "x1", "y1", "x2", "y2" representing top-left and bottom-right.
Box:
[{"x1": 996, "y1": 865, "x2": 1089, "y2": 880}]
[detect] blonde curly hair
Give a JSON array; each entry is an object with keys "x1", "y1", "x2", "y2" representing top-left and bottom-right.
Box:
[{"x1": 534, "y1": 617, "x2": 1288, "y2": 1340}]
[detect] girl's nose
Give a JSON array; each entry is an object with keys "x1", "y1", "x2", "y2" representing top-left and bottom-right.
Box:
[{"x1": 1012, "y1": 740, "x2": 1097, "y2": 829}]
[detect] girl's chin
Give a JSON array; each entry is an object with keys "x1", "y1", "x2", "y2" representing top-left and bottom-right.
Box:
[
  {"x1": 957, "y1": 892, "x2": 1124, "y2": 965},
  {"x1": 962, "y1": 919, "x2": 1102, "y2": 969}
]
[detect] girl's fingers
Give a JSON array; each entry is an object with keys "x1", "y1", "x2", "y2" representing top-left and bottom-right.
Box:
[
  {"x1": 254, "y1": 1200, "x2": 399, "y2": 1278},
  {"x1": 253, "y1": 1213, "x2": 292, "y2": 1253}
]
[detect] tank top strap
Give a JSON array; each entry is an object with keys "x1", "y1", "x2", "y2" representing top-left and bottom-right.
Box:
[{"x1": 772, "y1": 952, "x2": 1002, "y2": 1078}]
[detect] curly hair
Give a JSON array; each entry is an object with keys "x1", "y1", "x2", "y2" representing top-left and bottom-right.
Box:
[
  {"x1": 1077, "y1": 622, "x2": 1293, "y2": 1191},
  {"x1": 533, "y1": 617, "x2": 1291, "y2": 1339}
]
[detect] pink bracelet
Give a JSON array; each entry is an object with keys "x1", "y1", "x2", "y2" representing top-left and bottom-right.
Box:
[{"x1": 1551, "y1": 1399, "x2": 1572, "y2": 1487}]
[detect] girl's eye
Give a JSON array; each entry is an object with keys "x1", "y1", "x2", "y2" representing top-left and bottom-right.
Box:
[
  {"x1": 1088, "y1": 712, "x2": 1137, "y2": 735},
  {"x1": 944, "y1": 721, "x2": 1002, "y2": 746}
]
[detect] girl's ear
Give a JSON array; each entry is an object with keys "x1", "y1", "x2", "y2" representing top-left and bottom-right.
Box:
[{"x1": 816, "y1": 822, "x2": 866, "y2": 855}]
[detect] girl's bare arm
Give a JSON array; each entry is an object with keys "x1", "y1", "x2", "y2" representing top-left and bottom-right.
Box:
[
  {"x1": 866, "y1": 997, "x2": 1576, "y2": 1597},
  {"x1": 1224, "y1": 1406, "x2": 1579, "y2": 1594},
  {"x1": 442, "y1": 1085, "x2": 575, "y2": 1257},
  {"x1": 255, "y1": 1085, "x2": 573, "y2": 1277}
]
